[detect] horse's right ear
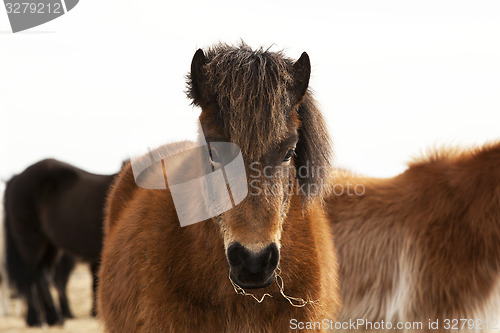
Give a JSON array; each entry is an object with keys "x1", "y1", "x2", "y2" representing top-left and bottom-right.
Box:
[
  {"x1": 188, "y1": 49, "x2": 211, "y2": 106},
  {"x1": 291, "y1": 52, "x2": 311, "y2": 104}
]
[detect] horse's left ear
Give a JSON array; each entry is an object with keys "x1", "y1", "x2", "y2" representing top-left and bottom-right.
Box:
[
  {"x1": 291, "y1": 52, "x2": 311, "y2": 104},
  {"x1": 294, "y1": 78, "x2": 333, "y2": 201},
  {"x1": 187, "y1": 49, "x2": 212, "y2": 106}
]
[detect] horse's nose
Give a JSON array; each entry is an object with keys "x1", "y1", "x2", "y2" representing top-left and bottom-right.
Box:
[{"x1": 227, "y1": 242, "x2": 279, "y2": 289}]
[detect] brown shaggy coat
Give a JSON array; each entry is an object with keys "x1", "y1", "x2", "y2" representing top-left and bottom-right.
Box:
[{"x1": 327, "y1": 142, "x2": 500, "y2": 332}]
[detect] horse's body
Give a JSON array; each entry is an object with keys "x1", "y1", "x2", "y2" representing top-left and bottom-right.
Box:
[
  {"x1": 99, "y1": 44, "x2": 340, "y2": 332},
  {"x1": 3, "y1": 158, "x2": 116, "y2": 326},
  {"x1": 328, "y1": 142, "x2": 500, "y2": 332}
]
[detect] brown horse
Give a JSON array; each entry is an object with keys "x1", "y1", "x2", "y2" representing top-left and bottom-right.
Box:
[
  {"x1": 98, "y1": 43, "x2": 340, "y2": 332},
  {"x1": 327, "y1": 142, "x2": 500, "y2": 332}
]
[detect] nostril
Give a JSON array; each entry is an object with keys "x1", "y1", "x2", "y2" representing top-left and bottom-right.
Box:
[
  {"x1": 227, "y1": 242, "x2": 245, "y2": 267},
  {"x1": 266, "y1": 243, "x2": 279, "y2": 270}
]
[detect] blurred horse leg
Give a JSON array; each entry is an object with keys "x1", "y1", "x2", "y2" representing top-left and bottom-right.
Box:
[
  {"x1": 0, "y1": 208, "x2": 10, "y2": 316},
  {"x1": 54, "y1": 253, "x2": 76, "y2": 319},
  {"x1": 22, "y1": 250, "x2": 45, "y2": 327},
  {"x1": 0, "y1": 270, "x2": 8, "y2": 317},
  {"x1": 35, "y1": 243, "x2": 63, "y2": 326},
  {"x1": 25, "y1": 283, "x2": 43, "y2": 326},
  {"x1": 17, "y1": 239, "x2": 62, "y2": 326},
  {"x1": 0, "y1": 262, "x2": 9, "y2": 317},
  {"x1": 90, "y1": 261, "x2": 99, "y2": 317}
]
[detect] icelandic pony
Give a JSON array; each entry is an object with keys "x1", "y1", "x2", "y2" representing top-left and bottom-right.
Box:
[
  {"x1": 98, "y1": 43, "x2": 340, "y2": 332},
  {"x1": 327, "y1": 142, "x2": 500, "y2": 332},
  {"x1": 3, "y1": 158, "x2": 116, "y2": 326}
]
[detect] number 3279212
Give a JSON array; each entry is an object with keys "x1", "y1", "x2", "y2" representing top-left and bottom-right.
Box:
[{"x1": 5, "y1": 2, "x2": 62, "y2": 14}]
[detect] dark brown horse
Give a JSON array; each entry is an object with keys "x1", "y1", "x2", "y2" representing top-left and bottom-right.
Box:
[
  {"x1": 3, "y1": 158, "x2": 116, "y2": 326},
  {"x1": 98, "y1": 43, "x2": 340, "y2": 332}
]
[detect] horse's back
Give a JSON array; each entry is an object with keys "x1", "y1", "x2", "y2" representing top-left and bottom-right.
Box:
[
  {"x1": 328, "y1": 141, "x2": 500, "y2": 328},
  {"x1": 9, "y1": 157, "x2": 114, "y2": 200},
  {"x1": 4, "y1": 159, "x2": 75, "y2": 230},
  {"x1": 5, "y1": 158, "x2": 115, "y2": 260}
]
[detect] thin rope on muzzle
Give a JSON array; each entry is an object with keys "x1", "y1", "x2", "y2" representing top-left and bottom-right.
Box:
[
  {"x1": 229, "y1": 267, "x2": 319, "y2": 307},
  {"x1": 229, "y1": 276, "x2": 272, "y2": 303}
]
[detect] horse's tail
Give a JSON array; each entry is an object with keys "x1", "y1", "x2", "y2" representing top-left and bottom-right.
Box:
[{"x1": 3, "y1": 178, "x2": 29, "y2": 297}]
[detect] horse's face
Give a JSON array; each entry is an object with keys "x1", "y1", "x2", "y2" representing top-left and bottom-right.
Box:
[
  {"x1": 188, "y1": 45, "x2": 328, "y2": 289},
  {"x1": 207, "y1": 127, "x2": 299, "y2": 289}
]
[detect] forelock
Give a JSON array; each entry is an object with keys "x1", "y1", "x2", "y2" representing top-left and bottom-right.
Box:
[{"x1": 202, "y1": 43, "x2": 295, "y2": 159}]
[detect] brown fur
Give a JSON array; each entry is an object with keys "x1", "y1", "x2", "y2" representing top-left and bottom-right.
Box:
[
  {"x1": 99, "y1": 43, "x2": 340, "y2": 332},
  {"x1": 327, "y1": 142, "x2": 500, "y2": 332}
]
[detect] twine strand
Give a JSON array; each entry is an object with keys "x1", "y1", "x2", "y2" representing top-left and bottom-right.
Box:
[
  {"x1": 229, "y1": 267, "x2": 319, "y2": 307},
  {"x1": 229, "y1": 274, "x2": 273, "y2": 303}
]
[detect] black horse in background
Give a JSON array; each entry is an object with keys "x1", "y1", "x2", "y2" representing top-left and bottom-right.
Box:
[{"x1": 3, "y1": 158, "x2": 117, "y2": 326}]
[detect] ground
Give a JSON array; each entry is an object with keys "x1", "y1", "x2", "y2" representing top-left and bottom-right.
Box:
[{"x1": 0, "y1": 264, "x2": 103, "y2": 333}]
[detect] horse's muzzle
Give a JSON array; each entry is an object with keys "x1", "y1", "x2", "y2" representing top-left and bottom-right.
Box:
[{"x1": 227, "y1": 242, "x2": 279, "y2": 289}]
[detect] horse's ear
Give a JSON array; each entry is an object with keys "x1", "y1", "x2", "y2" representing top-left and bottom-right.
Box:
[
  {"x1": 292, "y1": 53, "x2": 331, "y2": 200},
  {"x1": 291, "y1": 52, "x2": 311, "y2": 104},
  {"x1": 294, "y1": 96, "x2": 333, "y2": 201},
  {"x1": 188, "y1": 49, "x2": 211, "y2": 106}
]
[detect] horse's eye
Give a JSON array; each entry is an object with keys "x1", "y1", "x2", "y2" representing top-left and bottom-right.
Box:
[{"x1": 283, "y1": 149, "x2": 295, "y2": 162}]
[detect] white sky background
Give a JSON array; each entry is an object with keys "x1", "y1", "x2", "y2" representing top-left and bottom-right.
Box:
[{"x1": 0, "y1": 0, "x2": 499, "y2": 181}]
